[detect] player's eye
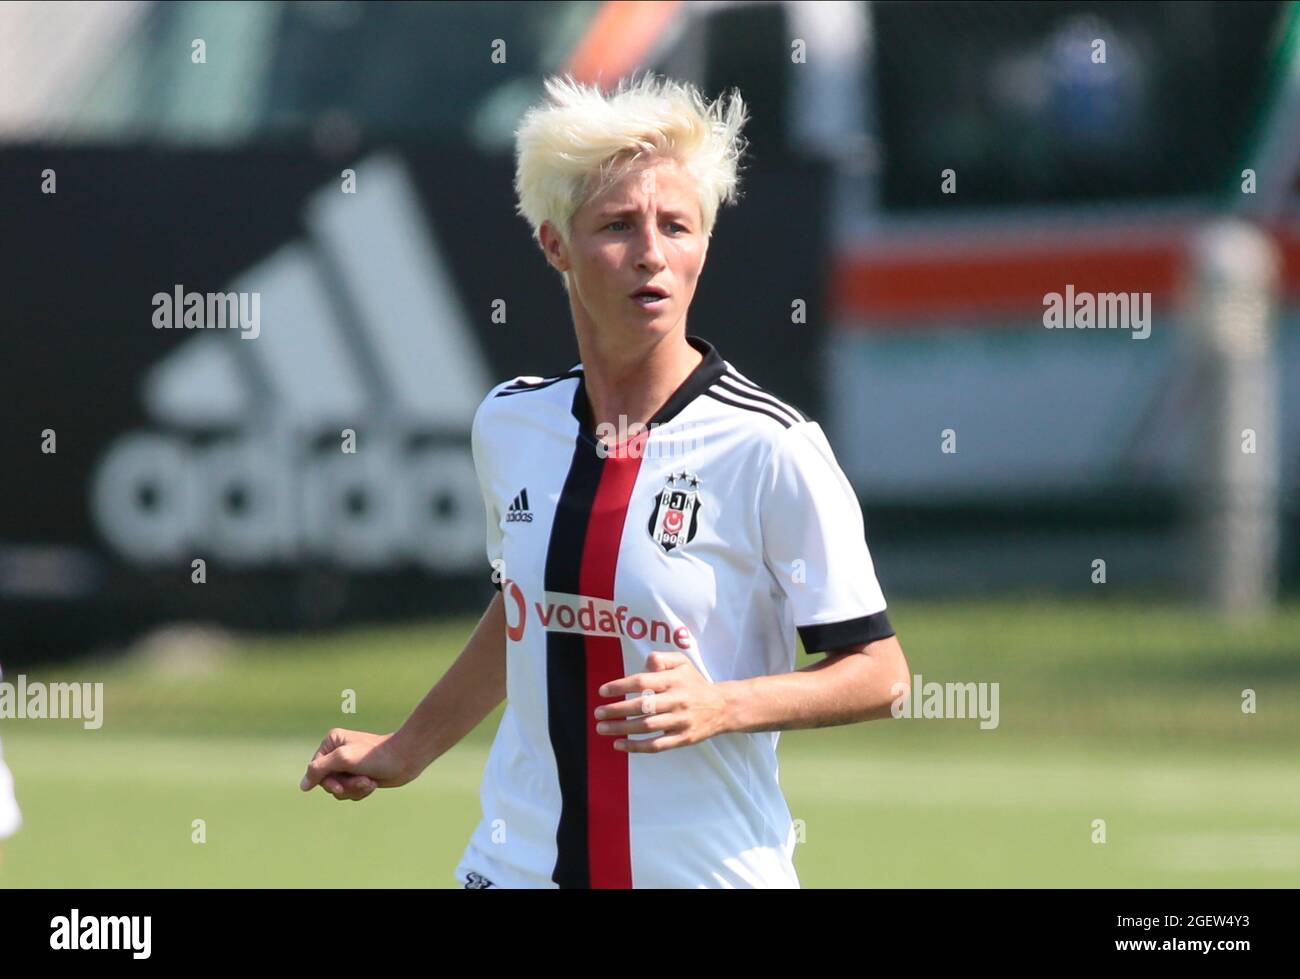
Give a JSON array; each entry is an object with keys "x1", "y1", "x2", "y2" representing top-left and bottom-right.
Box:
[{"x1": 606, "y1": 220, "x2": 687, "y2": 233}]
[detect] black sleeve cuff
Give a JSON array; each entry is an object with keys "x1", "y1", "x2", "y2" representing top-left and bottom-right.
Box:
[{"x1": 797, "y1": 610, "x2": 894, "y2": 654}]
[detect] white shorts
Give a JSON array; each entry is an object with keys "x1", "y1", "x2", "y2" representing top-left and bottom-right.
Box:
[{"x1": 0, "y1": 738, "x2": 22, "y2": 840}]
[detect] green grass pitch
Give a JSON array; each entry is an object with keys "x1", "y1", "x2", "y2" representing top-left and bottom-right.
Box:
[{"x1": 3, "y1": 598, "x2": 1298, "y2": 887}]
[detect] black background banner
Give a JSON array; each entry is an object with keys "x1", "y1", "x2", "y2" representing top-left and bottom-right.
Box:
[{"x1": 1, "y1": 143, "x2": 829, "y2": 660}]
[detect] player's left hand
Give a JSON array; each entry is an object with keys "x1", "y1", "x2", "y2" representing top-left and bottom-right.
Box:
[{"x1": 594, "y1": 651, "x2": 730, "y2": 753}]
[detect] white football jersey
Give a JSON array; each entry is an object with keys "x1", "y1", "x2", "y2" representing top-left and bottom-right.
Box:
[{"x1": 454, "y1": 335, "x2": 892, "y2": 888}]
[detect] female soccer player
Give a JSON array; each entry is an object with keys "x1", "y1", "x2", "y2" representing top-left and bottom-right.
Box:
[{"x1": 301, "y1": 74, "x2": 911, "y2": 888}]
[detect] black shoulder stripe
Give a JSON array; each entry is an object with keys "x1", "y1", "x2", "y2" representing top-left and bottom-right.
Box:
[
  {"x1": 494, "y1": 371, "x2": 583, "y2": 397},
  {"x1": 723, "y1": 369, "x2": 809, "y2": 422},
  {"x1": 715, "y1": 375, "x2": 803, "y2": 426},
  {"x1": 503, "y1": 370, "x2": 583, "y2": 389},
  {"x1": 704, "y1": 386, "x2": 794, "y2": 429},
  {"x1": 724, "y1": 368, "x2": 809, "y2": 421}
]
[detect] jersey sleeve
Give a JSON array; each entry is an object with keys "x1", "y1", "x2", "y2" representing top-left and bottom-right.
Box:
[
  {"x1": 759, "y1": 421, "x2": 894, "y2": 654},
  {"x1": 471, "y1": 396, "x2": 505, "y2": 592},
  {"x1": 0, "y1": 739, "x2": 20, "y2": 841}
]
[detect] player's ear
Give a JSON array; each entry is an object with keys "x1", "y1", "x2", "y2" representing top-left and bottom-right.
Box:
[{"x1": 539, "y1": 220, "x2": 571, "y2": 274}]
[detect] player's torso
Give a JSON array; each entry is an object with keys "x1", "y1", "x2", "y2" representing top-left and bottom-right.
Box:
[
  {"x1": 463, "y1": 342, "x2": 803, "y2": 888},
  {"x1": 489, "y1": 390, "x2": 772, "y2": 687}
]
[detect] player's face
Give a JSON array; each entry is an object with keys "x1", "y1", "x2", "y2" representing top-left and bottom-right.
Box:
[{"x1": 546, "y1": 157, "x2": 708, "y2": 345}]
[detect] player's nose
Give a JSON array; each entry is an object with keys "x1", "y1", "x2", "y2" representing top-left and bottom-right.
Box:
[{"x1": 632, "y1": 223, "x2": 667, "y2": 271}]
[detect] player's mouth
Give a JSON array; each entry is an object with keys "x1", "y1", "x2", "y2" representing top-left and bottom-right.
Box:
[{"x1": 629, "y1": 285, "x2": 669, "y2": 310}]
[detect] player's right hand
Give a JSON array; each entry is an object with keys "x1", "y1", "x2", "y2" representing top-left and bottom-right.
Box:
[{"x1": 299, "y1": 728, "x2": 413, "y2": 801}]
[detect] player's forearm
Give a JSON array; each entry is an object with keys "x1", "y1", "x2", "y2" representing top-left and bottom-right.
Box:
[
  {"x1": 388, "y1": 592, "x2": 507, "y2": 776},
  {"x1": 716, "y1": 635, "x2": 910, "y2": 734}
]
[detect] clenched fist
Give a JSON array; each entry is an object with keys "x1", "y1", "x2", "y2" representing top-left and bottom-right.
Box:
[{"x1": 299, "y1": 728, "x2": 415, "y2": 801}]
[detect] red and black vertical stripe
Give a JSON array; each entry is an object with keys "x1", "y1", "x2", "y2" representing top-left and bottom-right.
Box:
[{"x1": 544, "y1": 335, "x2": 725, "y2": 889}]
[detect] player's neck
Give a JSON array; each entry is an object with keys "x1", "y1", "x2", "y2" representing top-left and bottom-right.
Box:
[{"x1": 576, "y1": 327, "x2": 703, "y2": 437}]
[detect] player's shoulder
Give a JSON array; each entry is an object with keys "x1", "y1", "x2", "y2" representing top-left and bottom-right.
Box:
[
  {"x1": 701, "y1": 361, "x2": 845, "y2": 482},
  {"x1": 703, "y1": 360, "x2": 816, "y2": 443},
  {"x1": 486, "y1": 366, "x2": 584, "y2": 403},
  {"x1": 474, "y1": 366, "x2": 584, "y2": 425}
]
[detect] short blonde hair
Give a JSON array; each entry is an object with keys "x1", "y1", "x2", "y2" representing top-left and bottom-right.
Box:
[{"x1": 513, "y1": 73, "x2": 750, "y2": 258}]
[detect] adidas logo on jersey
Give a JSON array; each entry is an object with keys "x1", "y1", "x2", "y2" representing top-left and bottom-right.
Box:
[{"x1": 506, "y1": 488, "x2": 533, "y2": 523}]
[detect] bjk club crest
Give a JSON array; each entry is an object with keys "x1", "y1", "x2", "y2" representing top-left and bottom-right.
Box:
[{"x1": 649, "y1": 470, "x2": 702, "y2": 553}]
